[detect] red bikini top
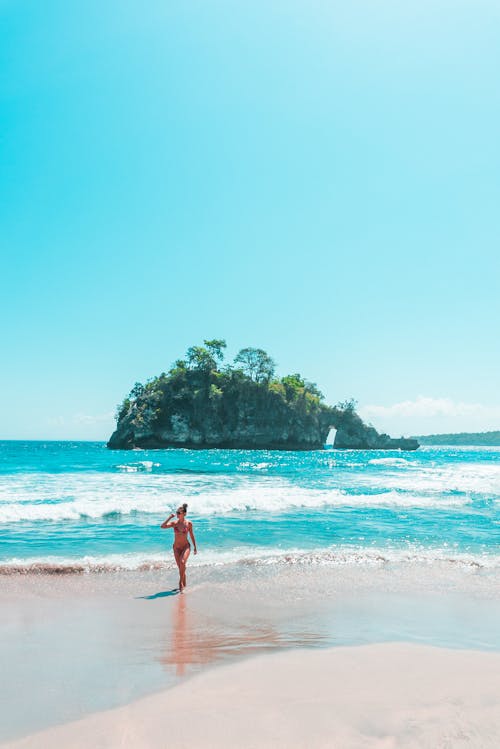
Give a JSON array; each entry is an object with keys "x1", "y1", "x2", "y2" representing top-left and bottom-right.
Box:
[{"x1": 174, "y1": 522, "x2": 188, "y2": 534}]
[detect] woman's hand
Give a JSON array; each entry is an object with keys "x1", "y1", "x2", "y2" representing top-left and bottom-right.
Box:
[
  {"x1": 194, "y1": 547, "x2": 197, "y2": 555},
  {"x1": 160, "y1": 512, "x2": 175, "y2": 529}
]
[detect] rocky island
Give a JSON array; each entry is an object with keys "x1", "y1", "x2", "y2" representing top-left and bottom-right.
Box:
[{"x1": 108, "y1": 340, "x2": 419, "y2": 451}]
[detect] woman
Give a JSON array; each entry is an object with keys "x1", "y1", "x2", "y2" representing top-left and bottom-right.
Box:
[{"x1": 161, "y1": 503, "x2": 197, "y2": 591}]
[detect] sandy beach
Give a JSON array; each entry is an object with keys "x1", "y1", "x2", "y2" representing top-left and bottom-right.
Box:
[
  {"x1": 2, "y1": 562, "x2": 500, "y2": 748},
  {"x1": 3, "y1": 641, "x2": 500, "y2": 749}
]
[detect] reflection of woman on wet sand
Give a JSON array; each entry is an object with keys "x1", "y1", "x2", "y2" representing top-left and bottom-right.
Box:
[
  {"x1": 161, "y1": 593, "x2": 220, "y2": 676},
  {"x1": 161, "y1": 503, "x2": 197, "y2": 591}
]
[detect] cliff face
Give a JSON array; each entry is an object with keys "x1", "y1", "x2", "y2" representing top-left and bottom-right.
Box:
[
  {"x1": 108, "y1": 367, "x2": 419, "y2": 451},
  {"x1": 333, "y1": 411, "x2": 419, "y2": 451},
  {"x1": 334, "y1": 429, "x2": 419, "y2": 451},
  {"x1": 108, "y1": 371, "x2": 335, "y2": 450}
]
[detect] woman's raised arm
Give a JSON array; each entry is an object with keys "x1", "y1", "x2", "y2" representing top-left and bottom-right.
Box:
[{"x1": 160, "y1": 513, "x2": 175, "y2": 529}]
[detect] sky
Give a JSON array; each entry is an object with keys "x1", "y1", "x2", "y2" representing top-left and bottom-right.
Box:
[{"x1": 1, "y1": 0, "x2": 499, "y2": 440}]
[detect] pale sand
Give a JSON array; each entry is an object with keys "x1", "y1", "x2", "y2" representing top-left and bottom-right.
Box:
[{"x1": 3, "y1": 643, "x2": 500, "y2": 749}]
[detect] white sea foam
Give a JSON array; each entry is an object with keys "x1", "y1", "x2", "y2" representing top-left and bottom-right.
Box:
[
  {"x1": 237, "y1": 461, "x2": 275, "y2": 471},
  {"x1": 1, "y1": 453, "x2": 497, "y2": 525},
  {"x1": 369, "y1": 457, "x2": 415, "y2": 466},
  {"x1": 357, "y1": 461, "x2": 500, "y2": 496},
  {"x1": 115, "y1": 461, "x2": 159, "y2": 472},
  {"x1": 2, "y1": 544, "x2": 500, "y2": 575},
  {"x1": 0, "y1": 469, "x2": 473, "y2": 523}
]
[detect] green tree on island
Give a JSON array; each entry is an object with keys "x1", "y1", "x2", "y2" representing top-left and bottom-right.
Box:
[
  {"x1": 234, "y1": 347, "x2": 275, "y2": 383},
  {"x1": 109, "y1": 339, "x2": 419, "y2": 452}
]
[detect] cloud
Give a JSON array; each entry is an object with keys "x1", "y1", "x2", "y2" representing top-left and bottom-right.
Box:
[
  {"x1": 359, "y1": 396, "x2": 500, "y2": 435},
  {"x1": 47, "y1": 412, "x2": 114, "y2": 427},
  {"x1": 47, "y1": 415, "x2": 66, "y2": 427},
  {"x1": 72, "y1": 412, "x2": 114, "y2": 425},
  {"x1": 362, "y1": 396, "x2": 495, "y2": 420},
  {"x1": 44, "y1": 412, "x2": 115, "y2": 439}
]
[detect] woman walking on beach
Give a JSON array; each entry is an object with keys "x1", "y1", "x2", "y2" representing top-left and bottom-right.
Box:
[{"x1": 161, "y1": 503, "x2": 197, "y2": 591}]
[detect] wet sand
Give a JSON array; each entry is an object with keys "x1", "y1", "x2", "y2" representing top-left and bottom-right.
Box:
[
  {"x1": 1, "y1": 561, "x2": 500, "y2": 745},
  {"x1": 3, "y1": 642, "x2": 500, "y2": 749}
]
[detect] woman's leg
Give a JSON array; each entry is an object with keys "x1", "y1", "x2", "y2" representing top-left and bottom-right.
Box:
[
  {"x1": 173, "y1": 546, "x2": 183, "y2": 589},
  {"x1": 180, "y1": 545, "x2": 191, "y2": 589}
]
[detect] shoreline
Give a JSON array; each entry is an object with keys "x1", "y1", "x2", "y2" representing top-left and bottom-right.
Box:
[
  {"x1": 2, "y1": 565, "x2": 500, "y2": 743},
  {"x1": 3, "y1": 641, "x2": 500, "y2": 748},
  {"x1": 2, "y1": 542, "x2": 500, "y2": 574}
]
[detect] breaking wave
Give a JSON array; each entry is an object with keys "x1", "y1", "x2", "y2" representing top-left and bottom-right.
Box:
[
  {"x1": 0, "y1": 482, "x2": 473, "y2": 524},
  {"x1": 368, "y1": 457, "x2": 415, "y2": 466},
  {"x1": 1, "y1": 545, "x2": 499, "y2": 575},
  {"x1": 115, "y1": 461, "x2": 160, "y2": 472}
]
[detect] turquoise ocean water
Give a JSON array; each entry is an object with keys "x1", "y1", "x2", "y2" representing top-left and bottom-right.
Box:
[
  {"x1": 2, "y1": 440, "x2": 500, "y2": 741},
  {"x1": 1, "y1": 441, "x2": 499, "y2": 572}
]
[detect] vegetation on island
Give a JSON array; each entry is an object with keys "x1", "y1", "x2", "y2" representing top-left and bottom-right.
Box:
[
  {"x1": 415, "y1": 431, "x2": 500, "y2": 446},
  {"x1": 108, "y1": 339, "x2": 419, "y2": 451}
]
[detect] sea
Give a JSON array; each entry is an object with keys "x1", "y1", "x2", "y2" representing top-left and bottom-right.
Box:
[
  {"x1": 1, "y1": 441, "x2": 499, "y2": 573},
  {"x1": 2, "y1": 440, "x2": 500, "y2": 741}
]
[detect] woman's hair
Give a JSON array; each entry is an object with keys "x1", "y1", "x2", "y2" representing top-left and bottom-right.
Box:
[{"x1": 177, "y1": 503, "x2": 188, "y2": 514}]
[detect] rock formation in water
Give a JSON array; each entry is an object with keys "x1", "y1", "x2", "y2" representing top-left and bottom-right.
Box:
[
  {"x1": 107, "y1": 340, "x2": 419, "y2": 451},
  {"x1": 332, "y1": 408, "x2": 419, "y2": 451}
]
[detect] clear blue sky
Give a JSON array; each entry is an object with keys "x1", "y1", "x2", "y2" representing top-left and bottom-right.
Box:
[{"x1": 1, "y1": 0, "x2": 499, "y2": 439}]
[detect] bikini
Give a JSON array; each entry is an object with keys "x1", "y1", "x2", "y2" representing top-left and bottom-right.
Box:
[{"x1": 173, "y1": 522, "x2": 190, "y2": 551}]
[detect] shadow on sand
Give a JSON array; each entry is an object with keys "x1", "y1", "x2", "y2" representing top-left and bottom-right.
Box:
[{"x1": 136, "y1": 588, "x2": 180, "y2": 600}]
